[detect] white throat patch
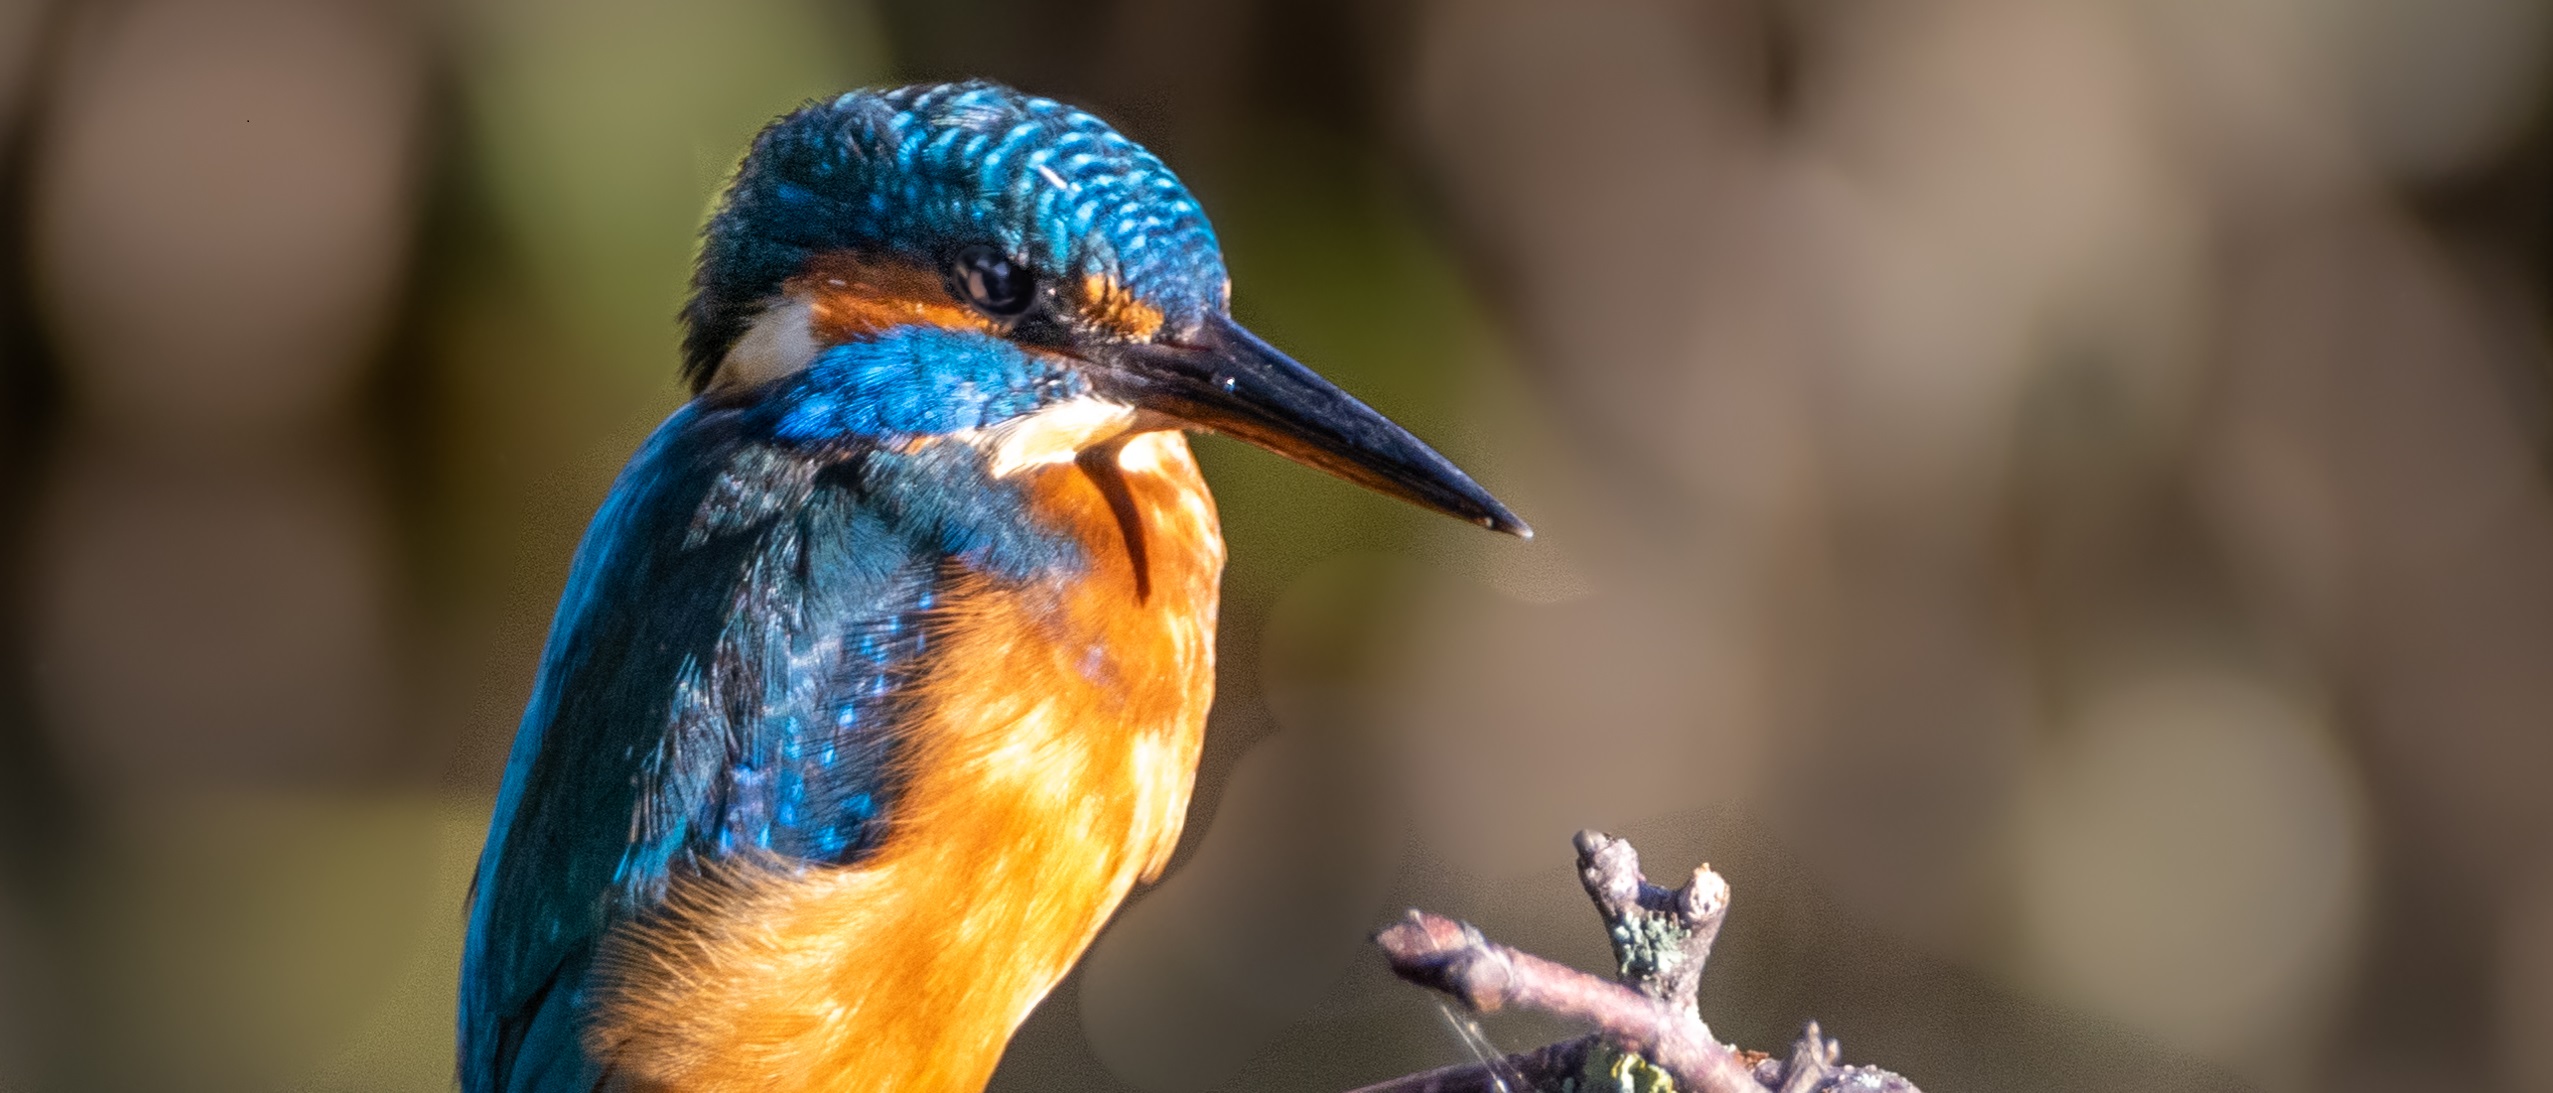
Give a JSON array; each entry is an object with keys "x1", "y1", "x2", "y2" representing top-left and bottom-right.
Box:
[
  {"x1": 711, "y1": 297, "x2": 819, "y2": 392},
  {"x1": 977, "y1": 397, "x2": 1140, "y2": 478}
]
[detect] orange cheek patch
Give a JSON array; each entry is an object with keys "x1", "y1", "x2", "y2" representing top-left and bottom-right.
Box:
[
  {"x1": 785, "y1": 255, "x2": 1168, "y2": 348},
  {"x1": 1080, "y1": 273, "x2": 1164, "y2": 341},
  {"x1": 790, "y1": 253, "x2": 997, "y2": 341}
]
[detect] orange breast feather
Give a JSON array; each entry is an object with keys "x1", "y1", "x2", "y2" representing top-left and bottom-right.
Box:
[{"x1": 586, "y1": 430, "x2": 1223, "y2": 1093}]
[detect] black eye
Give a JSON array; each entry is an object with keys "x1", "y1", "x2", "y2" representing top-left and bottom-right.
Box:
[{"x1": 950, "y1": 246, "x2": 1034, "y2": 318}]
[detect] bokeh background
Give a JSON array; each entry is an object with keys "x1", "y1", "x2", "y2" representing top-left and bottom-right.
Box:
[{"x1": 3, "y1": 0, "x2": 2551, "y2": 1090}]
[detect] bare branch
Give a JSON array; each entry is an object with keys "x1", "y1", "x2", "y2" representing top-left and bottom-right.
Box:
[
  {"x1": 1373, "y1": 911, "x2": 1767, "y2": 1093},
  {"x1": 1349, "y1": 832, "x2": 1925, "y2": 1093}
]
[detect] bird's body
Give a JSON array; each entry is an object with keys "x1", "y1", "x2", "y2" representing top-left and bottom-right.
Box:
[
  {"x1": 580, "y1": 407, "x2": 1221, "y2": 1093},
  {"x1": 460, "y1": 82, "x2": 1520, "y2": 1093}
]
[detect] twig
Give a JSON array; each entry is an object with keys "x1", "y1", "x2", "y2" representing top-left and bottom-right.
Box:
[
  {"x1": 1374, "y1": 911, "x2": 1764, "y2": 1093},
  {"x1": 1349, "y1": 831, "x2": 1924, "y2": 1093},
  {"x1": 1774, "y1": 1023, "x2": 1839, "y2": 1093},
  {"x1": 1576, "y1": 829, "x2": 1728, "y2": 1016}
]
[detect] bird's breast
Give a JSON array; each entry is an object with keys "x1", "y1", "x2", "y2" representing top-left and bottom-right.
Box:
[{"x1": 587, "y1": 429, "x2": 1223, "y2": 1093}]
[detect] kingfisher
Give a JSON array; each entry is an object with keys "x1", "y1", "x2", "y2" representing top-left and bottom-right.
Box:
[{"x1": 458, "y1": 80, "x2": 1526, "y2": 1093}]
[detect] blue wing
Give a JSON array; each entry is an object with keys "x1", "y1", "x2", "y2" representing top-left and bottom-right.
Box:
[
  {"x1": 458, "y1": 393, "x2": 1086, "y2": 1093},
  {"x1": 457, "y1": 400, "x2": 922, "y2": 1093},
  {"x1": 459, "y1": 391, "x2": 1086, "y2": 1093}
]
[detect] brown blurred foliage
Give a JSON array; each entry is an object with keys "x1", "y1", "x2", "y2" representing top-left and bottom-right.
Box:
[{"x1": 3, "y1": 1, "x2": 2551, "y2": 1091}]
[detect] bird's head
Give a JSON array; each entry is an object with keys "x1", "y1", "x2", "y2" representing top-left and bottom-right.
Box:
[{"x1": 683, "y1": 80, "x2": 1526, "y2": 536}]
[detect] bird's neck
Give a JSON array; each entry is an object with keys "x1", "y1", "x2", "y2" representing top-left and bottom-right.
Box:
[{"x1": 588, "y1": 430, "x2": 1224, "y2": 1093}]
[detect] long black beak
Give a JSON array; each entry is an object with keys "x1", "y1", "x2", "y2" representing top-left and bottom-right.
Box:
[{"x1": 1084, "y1": 312, "x2": 1530, "y2": 537}]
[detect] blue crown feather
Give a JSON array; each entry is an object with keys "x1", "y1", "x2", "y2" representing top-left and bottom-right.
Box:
[{"x1": 682, "y1": 81, "x2": 1230, "y2": 390}]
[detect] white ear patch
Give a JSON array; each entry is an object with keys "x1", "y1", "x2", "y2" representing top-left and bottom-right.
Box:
[
  {"x1": 712, "y1": 297, "x2": 819, "y2": 392},
  {"x1": 981, "y1": 397, "x2": 1139, "y2": 477}
]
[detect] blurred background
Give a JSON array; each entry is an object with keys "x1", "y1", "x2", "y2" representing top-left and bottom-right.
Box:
[{"x1": 2, "y1": 0, "x2": 2551, "y2": 1090}]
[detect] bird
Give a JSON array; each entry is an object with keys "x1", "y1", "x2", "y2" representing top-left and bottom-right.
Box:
[{"x1": 458, "y1": 80, "x2": 1527, "y2": 1093}]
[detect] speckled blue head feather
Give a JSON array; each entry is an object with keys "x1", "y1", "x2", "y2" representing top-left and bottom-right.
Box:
[{"x1": 682, "y1": 81, "x2": 1229, "y2": 391}]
